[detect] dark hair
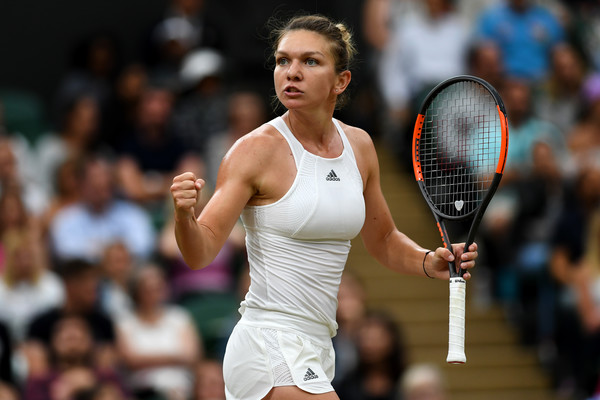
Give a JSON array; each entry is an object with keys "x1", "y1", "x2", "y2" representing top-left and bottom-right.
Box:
[
  {"x1": 57, "y1": 258, "x2": 98, "y2": 281},
  {"x1": 270, "y1": 14, "x2": 357, "y2": 109},
  {"x1": 356, "y1": 310, "x2": 407, "y2": 381}
]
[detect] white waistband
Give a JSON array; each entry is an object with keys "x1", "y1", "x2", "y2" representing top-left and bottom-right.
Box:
[{"x1": 239, "y1": 306, "x2": 332, "y2": 344}]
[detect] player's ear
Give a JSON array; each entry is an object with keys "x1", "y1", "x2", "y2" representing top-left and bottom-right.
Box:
[{"x1": 334, "y1": 70, "x2": 351, "y2": 94}]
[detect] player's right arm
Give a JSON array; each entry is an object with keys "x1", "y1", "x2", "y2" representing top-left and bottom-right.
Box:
[{"x1": 171, "y1": 127, "x2": 274, "y2": 269}]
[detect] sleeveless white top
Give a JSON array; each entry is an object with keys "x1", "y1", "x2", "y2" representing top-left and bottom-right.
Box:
[{"x1": 239, "y1": 117, "x2": 365, "y2": 337}]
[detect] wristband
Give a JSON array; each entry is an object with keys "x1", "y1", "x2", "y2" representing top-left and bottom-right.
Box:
[{"x1": 423, "y1": 250, "x2": 434, "y2": 279}]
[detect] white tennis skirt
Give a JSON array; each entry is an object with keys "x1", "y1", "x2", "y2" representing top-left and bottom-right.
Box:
[{"x1": 223, "y1": 307, "x2": 336, "y2": 399}]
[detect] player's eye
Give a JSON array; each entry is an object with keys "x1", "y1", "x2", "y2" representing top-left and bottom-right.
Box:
[
  {"x1": 276, "y1": 57, "x2": 289, "y2": 66},
  {"x1": 306, "y1": 58, "x2": 318, "y2": 66}
]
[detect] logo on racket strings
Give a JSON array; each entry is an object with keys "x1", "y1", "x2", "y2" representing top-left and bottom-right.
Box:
[{"x1": 454, "y1": 200, "x2": 464, "y2": 211}]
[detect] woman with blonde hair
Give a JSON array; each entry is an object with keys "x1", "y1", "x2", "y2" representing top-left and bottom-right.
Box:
[{"x1": 171, "y1": 14, "x2": 478, "y2": 399}]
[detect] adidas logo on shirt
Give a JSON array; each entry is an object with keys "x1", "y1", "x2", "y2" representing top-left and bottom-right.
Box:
[
  {"x1": 303, "y1": 368, "x2": 319, "y2": 381},
  {"x1": 326, "y1": 169, "x2": 340, "y2": 181}
]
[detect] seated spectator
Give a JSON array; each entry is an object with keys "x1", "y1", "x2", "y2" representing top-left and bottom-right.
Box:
[
  {"x1": 115, "y1": 84, "x2": 203, "y2": 211},
  {"x1": 399, "y1": 363, "x2": 447, "y2": 400},
  {"x1": 377, "y1": 0, "x2": 469, "y2": 160},
  {"x1": 336, "y1": 310, "x2": 406, "y2": 400},
  {"x1": 0, "y1": 135, "x2": 46, "y2": 217},
  {"x1": 0, "y1": 186, "x2": 37, "y2": 273},
  {"x1": 332, "y1": 271, "x2": 367, "y2": 386},
  {"x1": 480, "y1": 78, "x2": 566, "y2": 301},
  {"x1": 24, "y1": 259, "x2": 117, "y2": 377},
  {"x1": 98, "y1": 242, "x2": 135, "y2": 320},
  {"x1": 550, "y1": 163, "x2": 600, "y2": 396},
  {"x1": 23, "y1": 315, "x2": 127, "y2": 400},
  {"x1": 0, "y1": 106, "x2": 46, "y2": 215},
  {"x1": 466, "y1": 40, "x2": 505, "y2": 91},
  {"x1": 39, "y1": 156, "x2": 82, "y2": 240},
  {"x1": 474, "y1": 0, "x2": 565, "y2": 82},
  {"x1": 49, "y1": 154, "x2": 156, "y2": 263},
  {"x1": 567, "y1": 73, "x2": 600, "y2": 169},
  {"x1": 171, "y1": 48, "x2": 229, "y2": 157},
  {"x1": 0, "y1": 228, "x2": 64, "y2": 343},
  {"x1": 203, "y1": 90, "x2": 268, "y2": 188},
  {"x1": 535, "y1": 43, "x2": 588, "y2": 135},
  {"x1": 194, "y1": 359, "x2": 225, "y2": 400},
  {"x1": 116, "y1": 264, "x2": 202, "y2": 400},
  {"x1": 103, "y1": 63, "x2": 148, "y2": 149},
  {"x1": 35, "y1": 93, "x2": 102, "y2": 207}
]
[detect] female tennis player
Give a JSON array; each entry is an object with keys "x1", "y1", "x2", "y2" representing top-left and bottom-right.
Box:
[{"x1": 170, "y1": 14, "x2": 478, "y2": 400}]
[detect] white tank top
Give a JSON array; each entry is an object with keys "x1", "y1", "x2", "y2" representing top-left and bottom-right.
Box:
[{"x1": 239, "y1": 116, "x2": 366, "y2": 337}]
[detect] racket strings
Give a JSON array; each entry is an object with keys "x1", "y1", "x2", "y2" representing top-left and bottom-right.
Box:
[{"x1": 419, "y1": 81, "x2": 502, "y2": 217}]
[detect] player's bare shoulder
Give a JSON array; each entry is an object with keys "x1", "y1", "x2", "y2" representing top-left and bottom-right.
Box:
[
  {"x1": 218, "y1": 123, "x2": 291, "y2": 183},
  {"x1": 336, "y1": 120, "x2": 375, "y2": 154},
  {"x1": 336, "y1": 120, "x2": 378, "y2": 179}
]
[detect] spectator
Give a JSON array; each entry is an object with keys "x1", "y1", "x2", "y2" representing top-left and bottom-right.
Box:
[
  {"x1": 116, "y1": 84, "x2": 202, "y2": 209},
  {"x1": 103, "y1": 63, "x2": 149, "y2": 150},
  {"x1": 24, "y1": 259, "x2": 117, "y2": 377},
  {"x1": 194, "y1": 359, "x2": 225, "y2": 400},
  {"x1": 0, "y1": 187, "x2": 36, "y2": 272},
  {"x1": 39, "y1": 156, "x2": 83, "y2": 240},
  {"x1": 36, "y1": 94, "x2": 102, "y2": 208},
  {"x1": 336, "y1": 310, "x2": 406, "y2": 400},
  {"x1": 49, "y1": 154, "x2": 156, "y2": 263},
  {"x1": 507, "y1": 141, "x2": 565, "y2": 348},
  {"x1": 535, "y1": 43, "x2": 588, "y2": 134},
  {"x1": 23, "y1": 315, "x2": 127, "y2": 400},
  {"x1": 466, "y1": 40, "x2": 505, "y2": 91},
  {"x1": 171, "y1": 48, "x2": 229, "y2": 157},
  {"x1": 53, "y1": 32, "x2": 120, "y2": 132},
  {"x1": 570, "y1": 207, "x2": 600, "y2": 396},
  {"x1": 203, "y1": 90, "x2": 268, "y2": 188},
  {"x1": 481, "y1": 79, "x2": 565, "y2": 301},
  {"x1": 474, "y1": 0, "x2": 565, "y2": 82},
  {"x1": 0, "y1": 228, "x2": 64, "y2": 343},
  {"x1": 550, "y1": 163, "x2": 600, "y2": 397},
  {"x1": 0, "y1": 135, "x2": 46, "y2": 217},
  {"x1": 567, "y1": 73, "x2": 600, "y2": 169},
  {"x1": 399, "y1": 363, "x2": 447, "y2": 400},
  {"x1": 377, "y1": 0, "x2": 470, "y2": 160},
  {"x1": 98, "y1": 242, "x2": 135, "y2": 320},
  {"x1": 332, "y1": 271, "x2": 367, "y2": 386},
  {"x1": 116, "y1": 264, "x2": 202, "y2": 400},
  {"x1": 0, "y1": 104, "x2": 42, "y2": 213}
]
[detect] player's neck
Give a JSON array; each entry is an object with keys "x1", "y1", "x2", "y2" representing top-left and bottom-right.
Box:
[{"x1": 284, "y1": 110, "x2": 335, "y2": 143}]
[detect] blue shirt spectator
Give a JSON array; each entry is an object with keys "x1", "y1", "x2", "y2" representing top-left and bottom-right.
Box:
[
  {"x1": 475, "y1": 0, "x2": 564, "y2": 82},
  {"x1": 49, "y1": 155, "x2": 155, "y2": 263}
]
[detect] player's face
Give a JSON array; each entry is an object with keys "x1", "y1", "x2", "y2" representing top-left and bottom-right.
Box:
[{"x1": 274, "y1": 30, "x2": 341, "y2": 111}]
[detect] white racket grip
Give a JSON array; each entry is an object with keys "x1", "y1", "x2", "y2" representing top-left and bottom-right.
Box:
[{"x1": 446, "y1": 277, "x2": 467, "y2": 364}]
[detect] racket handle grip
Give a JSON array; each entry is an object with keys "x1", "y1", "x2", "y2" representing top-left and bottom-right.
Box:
[{"x1": 447, "y1": 277, "x2": 467, "y2": 364}]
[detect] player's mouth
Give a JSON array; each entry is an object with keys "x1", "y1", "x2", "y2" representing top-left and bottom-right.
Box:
[{"x1": 284, "y1": 85, "x2": 303, "y2": 96}]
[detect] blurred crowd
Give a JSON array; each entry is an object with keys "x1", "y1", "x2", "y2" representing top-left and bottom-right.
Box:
[{"x1": 0, "y1": 0, "x2": 600, "y2": 399}]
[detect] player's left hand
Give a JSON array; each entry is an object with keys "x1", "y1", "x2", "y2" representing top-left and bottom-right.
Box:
[{"x1": 427, "y1": 243, "x2": 478, "y2": 280}]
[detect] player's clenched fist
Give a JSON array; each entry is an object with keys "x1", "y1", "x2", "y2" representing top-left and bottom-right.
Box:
[{"x1": 170, "y1": 172, "x2": 205, "y2": 222}]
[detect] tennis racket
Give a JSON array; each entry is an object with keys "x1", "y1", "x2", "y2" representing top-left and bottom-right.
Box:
[{"x1": 412, "y1": 75, "x2": 509, "y2": 364}]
